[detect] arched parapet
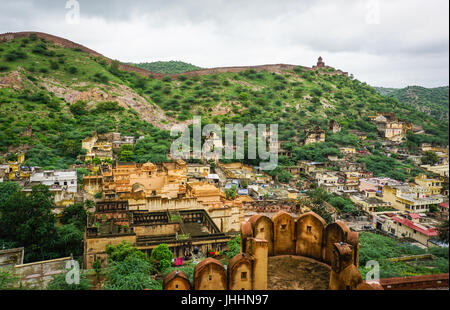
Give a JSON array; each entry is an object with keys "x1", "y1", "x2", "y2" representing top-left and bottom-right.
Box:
[
  {"x1": 193, "y1": 258, "x2": 227, "y2": 290},
  {"x1": 272, "y1": 211, "x2": 295, "y2": 255},
  {"x1": 228, "y1": 253, "x2": 253, "y2": 290},
  {"x1": 248, "y1": 214, "x2": 274, "y2": 256},
  {"x1": 329, "y1": 242, "x2": 362, "y2": 290},
  {"x1": 240, "y1": 221, "x2": 253, "y2": 253},
  {"x1": 346, "y1": 231, "x2": 359, "y2": 268},
  {"x1": 163, "y1": 270, "x2": 191, "y2": 290},
  {"x1": 324, "y1": 221, "x2": 350, "y2": 266},
  {"x1": 295, "y1": 212, "x2": 326, "y2": 261}
]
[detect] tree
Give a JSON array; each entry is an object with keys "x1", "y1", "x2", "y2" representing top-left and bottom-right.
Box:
[
  {"x1": 53, "y1": 223, "x2": 84, "y2": 258},
  {"x1": 226, "y1": 234, "x2": 241, "y2": 259},
  {"x1": 109, "y1": 60, "x2": 121, "y2": 76},
  {"x1": 119, "y1": 144, "x2": 134, "y2": 162},
  {"x1": 69, "y1": 101, "x2": 87, "y2": 116},
  {"x1": 93, "y1": 258, "x2": 102, "y2": 281},
  {"x1": 46, "y1": 270, "x2": 91, "y2": 290},
  {"x1": 0, "y1": 184, "x2": 57, "y2": 262},
  {"x1": 106, "y1": 241, "x2": 146, "y2": 263},
  {"x1": 437, "y1": 220, "x2": 449, "y2": 244},
  {"x1": 60, "y1": 203, "x2": 88, "y2": 230},
  {"x1": 422, "y1": 151, "x2": 439, "y2": 165},
  {"x1": 104, "y1": 255, "x2": 160, "y2": 290},
  {"x1": 150, "y1": 244, "x2": 174, "y2": 264},
  {"x1": 0, "y1": 181, "x2": 21, "y2": 207},
  {"x1": 92, "y1": 157, "x2": 102, "y2": 165},
  {"x1": 225, "y1": 185, "x2": 237, "y2": 200}
]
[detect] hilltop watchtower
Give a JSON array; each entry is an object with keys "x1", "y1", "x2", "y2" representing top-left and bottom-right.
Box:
[{"x1": 316, "y1": 56, "x2": 325, "y2": 68}]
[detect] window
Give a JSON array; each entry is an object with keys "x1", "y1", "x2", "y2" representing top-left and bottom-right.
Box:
[
  {"x1": 260, "y1": 227, "x2": 264, "y2": 233},
  {"x1": 175, "y1": 284, "x2": 179, "y2": 288},
  {"x1": 307, "y1": 226, "x2": 312, "y2": 233},
  {"x1": 241, "y1": 272, "x2": 247, "y2": 280},
  {"x1": 281, "y1": 224, "x2": 287, "y2": 230},
  {"x1": 209, "y1": 275, "x2": 212, "y2": 281}
]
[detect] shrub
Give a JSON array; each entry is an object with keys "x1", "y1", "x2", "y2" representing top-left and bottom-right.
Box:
[
  {"x1": 4, "y1": 49, "x2": 27, "y2": 61},
  {"x1": 67, "y1": 66, "x2": 78, "y2": 74}
]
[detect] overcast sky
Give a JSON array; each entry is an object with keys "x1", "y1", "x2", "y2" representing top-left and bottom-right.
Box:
[{"x1": 0, "y1": 0, "x2": 448, "y2": 87}]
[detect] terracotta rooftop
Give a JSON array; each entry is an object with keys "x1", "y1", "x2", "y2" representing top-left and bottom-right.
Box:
[
  {"x1": 163, "y1": 270, "x2": 190, "y2": 287},
  {"x1": 390, "y1": 215, "x2": 438, "y2": 237}
]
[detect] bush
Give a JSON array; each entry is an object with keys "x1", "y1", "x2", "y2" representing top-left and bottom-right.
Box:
[
  {"x1": 69, "y1": 101, "x2": 88, "y2": 116},
  {"x1": 46, "y1": 270, "x2": 91, "y2": 290},
  {"x1": 226, "y1": 234, "x2": 241, "y2": 259},
  {"x1": 4, "y1": 49, "x2": 27, "y2": 61},
  {"x1": 67, "y1": 66, "x2": 78, "y2": 74},
  {"x1": 106, "y1": 241, "x2": 146, "y2": 263},
  {"x1": 151, "y1": 244, "x2": 174, "y2": 264}
]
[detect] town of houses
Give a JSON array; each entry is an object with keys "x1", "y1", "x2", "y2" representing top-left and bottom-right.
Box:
[{"x1": 0, "y1": 112, "x2": 448, "y2": 287}]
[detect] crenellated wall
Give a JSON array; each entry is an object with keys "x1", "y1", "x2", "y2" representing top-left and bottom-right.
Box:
[
  {"x1": 163, "y1": 237, "x2": 268, "y2": 290},
  {"x1": 163, "y1": 210, "x2": 365, "y2": 290},
  {"x1": 241, "y1": 210, "x2": 365, "y2": 290},
  {"x1": 0, "y1": 32, "x2": 312, "y2": 80}
]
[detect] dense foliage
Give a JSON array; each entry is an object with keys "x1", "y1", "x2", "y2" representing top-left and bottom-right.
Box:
[
  {"x1": 0, "y1": 183, "x2": 87, "y2": 263},
  {"x1": 358, "y1": 232, "x2": 449, "y2": 279},
  {"x1": 375, "y1": 86, "x2": 449, "y2": 123},
  {"x1": 131, "y1": 61, "x2": 202, "y2": 74},
  {"x1": 226, "y1": 234, "x2": 241, "y2": 259},
  {"x1": 0, "y1": 35, "x2": 448, "y2": 179},
  {"x1": 103, "y1": 241, "x2": 161, "y2": 290}
]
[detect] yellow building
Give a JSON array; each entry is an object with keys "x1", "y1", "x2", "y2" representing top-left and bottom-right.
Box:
[
  {"x1": 82, "y1": 133, "x2": 113, "y2": 162},
  {"x1": 420, "y1": 164, "x2": 449, "y2": 178},
  {"x1": 304, "y1": 127, "x2": 326, "y2": 145},
  {"x1": 414, "y1": 174, "x2": 443, "y2": 196},
  {"x1": 339, "y1": 147, "x2": 356, "y2": 155},
  {"x1": 379, "y1": 214, "x2": 438, "y2": 246},
  {"x1": 382, "y1": 185, "x2": 443, "y2": 213}
]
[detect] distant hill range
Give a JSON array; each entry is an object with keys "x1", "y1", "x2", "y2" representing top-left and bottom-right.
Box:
[
  {"x1": 375, "y1": 86, "x2": 449, "y2": 123},
  {"x1": 130, "y1": 61, "x2": 202, "y2": 74}
]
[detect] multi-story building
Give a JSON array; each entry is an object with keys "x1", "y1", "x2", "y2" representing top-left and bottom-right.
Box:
[
  {"x1": 186, "y1": 163, "x2": 211, "y2": 182},
  {"x1": 304, "y1": 127, "x2": 326, "y2": 145},
  {"x1": 414, "y1": 174, "x2": 444, "y2": 196},
  {"x1": 83, "y1": 201, "x2": 234, "y2": 269},
  {"x1": 337, "y1": 171, "x2": 360, "y2": 191},
  {"x1": 377, "y1": 213, "x2": 438, "y2": 246},
  {"x1": 349, "y1": 192, "x2": 393, "y2": 214},
  {"x1": 111, "y1": 132, "x2": 135, "y2": 152},
  {"x1": 382, "y1": 184, "x2": 443, "y2": 213},
  {"x1": 369, "y1": 113, "x2": 412, "y2": 142},
  {"x1": 81, "y1": 132, "x2": 114, "y2": 162},
  {"x1": 359, "y1": 177, "x2": 405, "y2": 195},
  {"x1": 315, "y1": 172, "x2": 342, "y2": 193},
  {"x1": 24, "y1": 170, "x2": 78, "y2": 210},
  {"x1": 298, "y1": 161, "x2": 327, "y2": 176},
  {"x1": 421, "y1": 164, "x2": 449, "y2": 178}
]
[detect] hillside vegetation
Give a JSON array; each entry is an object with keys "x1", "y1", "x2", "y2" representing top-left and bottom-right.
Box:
[
  {"x1": 358, "y1": 232, "x2": 448, "y2": 278},
  {"x1": 131, "y1": 61, "x2": 202, "y2": 74},
  {"x1": 375, "y1": 86, "x2": 449, "y2": 123},
  {"x1": 0, "y1": 33, "x2": 448, "y2": 177}
]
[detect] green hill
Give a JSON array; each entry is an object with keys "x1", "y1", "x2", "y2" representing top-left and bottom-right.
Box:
[
  {"x1": 131, "y1": 61, "x2": 202, "y2": 74},
  {"x1": 374, "y1": 86, "x2": 449, "y2": 123},
  {"x1": 0, "y1": 33, "x2": 448, "y2": 181}
]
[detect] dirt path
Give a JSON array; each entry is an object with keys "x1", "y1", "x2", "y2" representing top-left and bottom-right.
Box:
[{"x1": 267, "y1": 255, "x2": 331, "y2": 290}]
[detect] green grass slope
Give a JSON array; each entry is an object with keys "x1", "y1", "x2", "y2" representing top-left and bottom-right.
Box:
[
  {"x1": 0, "y1": 34, "x2": 448, "y2": 177},
  {"x1": 375, "y1": 86, "x2": 449, "y2": 123},
  {"x1": 131, "y1": 61, "x2": 202, "y2": 74}
]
